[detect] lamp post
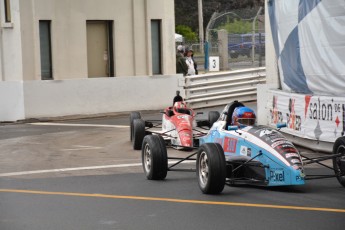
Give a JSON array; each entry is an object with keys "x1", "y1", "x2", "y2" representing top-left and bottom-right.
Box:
[{"x1": 198, "y1": 0, "x2": 204, "y2": 53}]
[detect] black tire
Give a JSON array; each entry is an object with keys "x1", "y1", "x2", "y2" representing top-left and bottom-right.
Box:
[
  {"x1": 133, "y1": 119, "x2": 145, "y2": 150},
  {"x1": 130, "y1": 112, "x2": 141, "y2": 141},
  {"x1": 196, "y1": 143, "x2": 226, "y2": 194},
  {"x1": 142, "y1": 135, "x2": 168, "y2": 180},
  {"x1": 246, "y1": 50, "x2": 251, "y2": 58},
  {"x1": 208, "y1": 111, "x2": 220, "y2": 128},
  {"x1": 332, "y1": 136, "x2": 345, "y2": 187},
  {"x1": 230, "y1": 53, "x2": 239, "y2": 59}
]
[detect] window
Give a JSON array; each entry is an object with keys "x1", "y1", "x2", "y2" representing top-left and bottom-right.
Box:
[
  {"x1": 39, "y1": 20, "x2": 53, "y2": 80},
  {"x1": 151, "y1": 20, "x2": 162, "y2": 75},
  {"x1": 4, "y1": 0, "x2": 11, "y2": 22}
]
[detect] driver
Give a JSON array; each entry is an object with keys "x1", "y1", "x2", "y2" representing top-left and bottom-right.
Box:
[
  {"x1": 232, "y1": 106, "x2": 256, "y2": 126},
  {"x1": 173, "y1": 101, "x2": 189, "y2": 114}
]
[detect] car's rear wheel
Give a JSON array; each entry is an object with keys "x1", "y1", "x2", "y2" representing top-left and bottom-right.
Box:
[
  {"x1": 142, "y1": 135, "x2": 167, "y2": 180},
  {"x1": 332, "y1": 136, "x2": 345, "y2": 187},
  {"x1": 133, "y1": 119, "x2": 145, "y2": 150},
  {"x1": 208, "y1": 111, "x2": 220, "y2": 128},
  {"x1": 197, "y1": 143, "x2": 226, "y2": 194},
  {"x1": 130, "y1": 112, "x2": 141, "y2": 141}
]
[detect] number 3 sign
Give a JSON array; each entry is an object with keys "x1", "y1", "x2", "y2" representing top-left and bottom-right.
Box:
[{"x1": 209, "y1": 56, "x2": 219, "y2": 72}]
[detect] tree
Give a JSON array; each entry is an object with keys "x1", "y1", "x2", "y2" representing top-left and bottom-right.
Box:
[
  {"x1": 175, "y1": 25, "x2": 198, "y2": 42},
  {"x1": 175, "y1": 0, "x2": 265, "y2": 33}
]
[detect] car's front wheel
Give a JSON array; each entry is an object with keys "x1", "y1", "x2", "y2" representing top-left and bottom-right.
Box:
[
  {"x1": 196, "y1": 143, "x2": 226, "y2": 194},
  {"x1": 142, "y1": 135, "x2": 167, "y2": 180},
  {"x1": 333, "y1": 136, "x2": 345, "y2": 187}
]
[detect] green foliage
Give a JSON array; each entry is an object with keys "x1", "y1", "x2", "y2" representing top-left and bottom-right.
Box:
[
  {"x1": 217, "y1": 19, "x2": 253, "y2": 34},
  {"x1": 175, "y1": 25, "x2": 198, "y2": 42}
]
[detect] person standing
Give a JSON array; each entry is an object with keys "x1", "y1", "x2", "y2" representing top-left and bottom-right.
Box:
[
  {"x1": 173, "y1": 90, "x2": 183, "y2": 105},
  {"x1": 185, "y1": 48, "x2": 196, "y2": 76},
  {"x1": 176, "y1": 45, "x2": 188, "y2": 76}
]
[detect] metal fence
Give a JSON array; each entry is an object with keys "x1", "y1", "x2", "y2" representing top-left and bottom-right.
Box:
[
  {"x1": 177, "y1": 9, "x2": 265, "y2": 73},
  {"x1": 184, "y1": 67, "x2": 266, "y2": 108}
]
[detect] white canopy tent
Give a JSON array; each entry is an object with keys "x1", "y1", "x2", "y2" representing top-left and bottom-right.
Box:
[{"x1": 175, "y1": 33, "x2": 183, "y2": 42}]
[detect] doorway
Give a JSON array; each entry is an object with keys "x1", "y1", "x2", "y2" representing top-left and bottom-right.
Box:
[{"x1": 86, "y1": 21, "x2": 114, "y2": 77}]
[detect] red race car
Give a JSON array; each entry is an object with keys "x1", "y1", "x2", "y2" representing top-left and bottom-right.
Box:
[{"x1": 130, "y1": 101, "x2": 220, "y2": 150}]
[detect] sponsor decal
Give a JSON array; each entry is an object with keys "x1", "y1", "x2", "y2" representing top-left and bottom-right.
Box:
[
  {"x1": 271, "y1": 140, "x2": 293, "y2": 149},
  {"x1": 296, "y1": 175, "x2": 304, "y2": 182},
  {"x1": 285, "y1": 153, "x2": 299, "y2": 158},
  {"x1": 292, "y1": 165, "x2": 302, "y2": 170},
  {"x1": 240, "y1": 146, "x2": 247, "y2": 156},
  {"x1": 247, "y1": 148, "x2": 252, "y2": 157},
  {"x1": 308, "y1": 98, "x2": 334, "y2": 121},
  {"x1": 286, "y1": 98, "x2": 302, "y2": 131},
  {"x1": 259, "y1": 129, "x2": 274, "y2": 137},
  {"x1": 240, "y1": 146, "x2": 252, "y2": 157},
  {"x1": 276, "y1": 146, "x2": 298, "y2": 153},
  {"x1": 270, "y1": 169, "x2": 285, "y2": 182},
  {"x1": 223, "y1": 137, "x2": 237, "y2": 153},
  {"x1": 270, "y1": 96, "x2": 284, "y2": 124},
  {"x1": 270, "y1": 138, "x2": 286, "y2": 143},
  {"x1": 291, "y1": 159, "x2": 301, "y2": 164}
]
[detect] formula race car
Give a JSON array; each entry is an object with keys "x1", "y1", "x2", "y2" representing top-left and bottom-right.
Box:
[
  {"x1": 129, "y1": 101, "x2": 220, "y2": 150},
  {"x1": 140, "y1": 101, "x2": 345, "y2": 194}
]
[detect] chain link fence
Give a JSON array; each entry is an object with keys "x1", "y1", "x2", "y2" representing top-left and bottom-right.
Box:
[{"x1": 176, "y1": 8, "x2": 265, "y2": 73}]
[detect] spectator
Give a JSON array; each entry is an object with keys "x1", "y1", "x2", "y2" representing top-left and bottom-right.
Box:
[
  {"x1": 176, "y1": 45, "x2": 188, "y2": 76},
  {"x1": 185, "y1": 48, "x2": 196, "y2": 76}
]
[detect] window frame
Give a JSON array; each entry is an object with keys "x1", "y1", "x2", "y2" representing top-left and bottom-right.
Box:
[
  {"x1": 39, "y1": 20, "x2": 53, "y2": 80},
  {"x1": 4, "y1": 0, "x2": 11, "y2": 23},
  {"x1": 151, "y1": 19, "x2": 162, "y2": 75}
]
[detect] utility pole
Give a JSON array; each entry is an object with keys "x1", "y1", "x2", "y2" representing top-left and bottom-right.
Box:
[{"x1": 198, "y1": 0, "x2": 204, "y2": 53}]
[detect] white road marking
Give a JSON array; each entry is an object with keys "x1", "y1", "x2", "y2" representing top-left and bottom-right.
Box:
[
  {"x1": 0, "y1": 163, "x2": 142, "y2": 177},
  {"x1": 0, "y1": 161, "x2": 194, "y2": 177},
  {"x1": 29, "y1": 122, "x2": 129, "y2": 128},
  {"x1": 60, "y1": 145, "x2": 103, "y2": 151}
]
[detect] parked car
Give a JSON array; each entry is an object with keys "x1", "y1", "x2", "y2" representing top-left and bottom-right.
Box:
[{"x1": 228, "y1": 33, "x2": 265, "y2": 58}]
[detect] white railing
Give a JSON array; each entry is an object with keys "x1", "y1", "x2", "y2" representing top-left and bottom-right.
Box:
[{"x1": 184, "y1": 67, "x2": 266, "y2": 108}]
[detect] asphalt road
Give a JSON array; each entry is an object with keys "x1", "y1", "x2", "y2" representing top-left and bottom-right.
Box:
[{"x1": 1, "y1": 107, "x2": 344, "y2": 230}]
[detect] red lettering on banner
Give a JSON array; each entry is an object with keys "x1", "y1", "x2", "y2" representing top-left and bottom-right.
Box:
[{"x1": 223, "y1": 137, "x2": 237, "y2": 153}]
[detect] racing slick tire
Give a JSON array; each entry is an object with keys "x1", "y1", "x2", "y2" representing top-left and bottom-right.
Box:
[
  {"x1": 142, "y1": 135, "x2": 168, "y2": 180},
  {"x1": 133, "y1": 119, "x2": 146, "y2": 150},
  {"x1": 130, "y1": 112, "x2": 141, "y2": 141},
  {"x1": 332, "y1": 136, "x2": 345, "y2": 187},
  {"x1": 196, "y1": 143, "x2": 226, "y2": 194},
  {"x1": 208, "y1": 111, "x2": 220, "y2": 128}
]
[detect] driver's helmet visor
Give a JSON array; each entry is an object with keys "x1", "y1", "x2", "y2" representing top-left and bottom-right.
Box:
[{"x1": 237, "y1": 118, "x2": 255, "y2": 126}]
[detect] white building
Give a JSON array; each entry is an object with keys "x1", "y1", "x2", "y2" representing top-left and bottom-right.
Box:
[{"x1": 0, "y1": 0, "x2": 182, "y2": 121}]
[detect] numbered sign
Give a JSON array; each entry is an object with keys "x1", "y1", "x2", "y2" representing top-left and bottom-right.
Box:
[{"x1": 209, "y1": 56, "x2": 219, "y2": 72}]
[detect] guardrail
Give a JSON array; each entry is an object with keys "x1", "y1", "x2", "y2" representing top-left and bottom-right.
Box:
[{"x1": 184, "y1": 67, "x2": 266, "y2": 108}]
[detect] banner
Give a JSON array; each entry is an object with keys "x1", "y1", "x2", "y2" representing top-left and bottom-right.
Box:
[
  {"x1": 268, "y1": 0, "x2": 345, "y2": 96},
  {"x1": 269, "y1": 90, "x2": 345, "y2": 143}
]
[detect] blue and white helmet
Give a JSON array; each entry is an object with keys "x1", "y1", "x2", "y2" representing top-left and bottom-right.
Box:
[{"x1": 232, "y1": 106, "x2": 256, "y2": 126}]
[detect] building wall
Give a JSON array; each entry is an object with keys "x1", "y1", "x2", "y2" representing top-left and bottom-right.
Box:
[
  {"x1": 0, "y1": 0, "x2": 179, "y2": 121},
  {"x1": 0, "y1": 0, "x2": 23, "y2": 81},
  {"x1": 17, "y1": 0, "x2": 176, "y2": 80}
]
